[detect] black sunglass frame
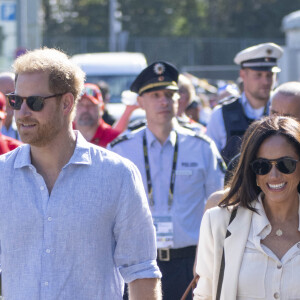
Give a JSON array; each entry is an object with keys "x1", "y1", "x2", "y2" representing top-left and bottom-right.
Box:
[
  {"x1": 6, "y1": 93, "x2": 64, "y2": 112},
  {"x1": 250, "y1": 157, "x2": 299, "y2": 175}
]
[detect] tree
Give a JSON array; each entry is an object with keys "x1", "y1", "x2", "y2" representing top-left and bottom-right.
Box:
[
  {"x1": 42, "y1": 0, "x2": 300, "y2": 39},
  {"x1": 43, "y1": 0, "x2": 109, "y2": 37}
]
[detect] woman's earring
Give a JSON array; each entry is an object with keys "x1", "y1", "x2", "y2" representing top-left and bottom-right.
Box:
[{"x1": 256, "y1": 180, "x2": 260, "y2": 187}]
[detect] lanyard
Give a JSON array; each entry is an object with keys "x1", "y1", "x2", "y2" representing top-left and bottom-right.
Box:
[{"x1": 143, "y1": 131, "x2": 178, "y2": 208}]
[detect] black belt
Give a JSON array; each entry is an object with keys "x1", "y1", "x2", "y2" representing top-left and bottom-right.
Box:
[{"x1": 157, "y1": 246, "x2": 196, "y2": 262}]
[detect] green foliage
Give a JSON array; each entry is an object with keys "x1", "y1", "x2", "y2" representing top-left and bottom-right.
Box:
[
  {"x1": 43, "y1": 0, "x2": 109, "y2": 37},
  {"x1": 42, "y1": 0, "x2": 300, "y2": 38}
]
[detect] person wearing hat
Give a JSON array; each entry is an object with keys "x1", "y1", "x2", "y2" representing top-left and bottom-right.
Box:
[
  {"x1": 206, "y1": 42, "x2": 283, "y2": 165},
  {"x1": 0, "y1": 91, "x2": 22, "y2": 154},
  {"x1": 108, "y1": 61, "x2": 225, "y2": 300},
  {"x1": 74, "y1": 83, "x2": 123, "y2": 148}
]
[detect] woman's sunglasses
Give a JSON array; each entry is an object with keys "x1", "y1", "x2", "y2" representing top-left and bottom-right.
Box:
[
  {"x1": 250, "y1": 157, "x2": 299, "y2": 175},
  {"x1": 6, "y1": 93, "x2": 64, "y2": 112}
]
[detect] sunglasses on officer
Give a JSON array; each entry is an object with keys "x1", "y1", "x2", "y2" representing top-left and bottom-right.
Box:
[
  {"x1": 6, "y1": 93, "x2": 64, "y2": 112},
  {"x1": 250, "y1": 157, "x2": 299, "y2": 175}
]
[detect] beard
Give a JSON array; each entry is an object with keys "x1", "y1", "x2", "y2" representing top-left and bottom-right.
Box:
[
  {"x1": 17, "y1": 109, "x2": 63, "y2": 147},
  {"x1": 76, "y1": 112, "x2": 98, "y2": 127}
]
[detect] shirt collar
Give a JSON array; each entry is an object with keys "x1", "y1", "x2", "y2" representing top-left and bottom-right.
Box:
[
  {"x1": 252, "y1": 193, "x2": 300, "y2": 239},
  {"x1": 145, "y1": 126, "x2": 177, "y2": 147},
  {"x1": 241, "y1": 92, "x2": 269, "y2": 119},
  {"x1": 14, "y1": 130, "x2": 92, "y2": 170},
  {"x1": 252, "y1": 194, "x2": 271, "y2": 239}
]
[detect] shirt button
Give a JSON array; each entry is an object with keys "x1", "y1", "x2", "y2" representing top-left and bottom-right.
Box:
[
  {"x1": 44, "y1": 281, "x2": 49, "y2": 286},
  {"x1": 40, "y1": 186, "x2": 45, "y2": 191},
  {"x1": 274, "y1": 292, "x2": 280, "y2": 299},
  {"x1": 277, "y1": 264, "x2": 282, "y2": 269},
  {"x1": 45, "y1": 249, "x2": 51, "y2": 254},
  {"x1": 47, "y1": 217, "x2": 52, "y2": 221}
]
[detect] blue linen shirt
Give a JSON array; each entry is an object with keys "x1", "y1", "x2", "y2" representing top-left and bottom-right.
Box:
[
  {"x1": 109, "y1": 124, "x2": 224, "y2": 248},
  {"x1": 0, "y1": 131, "x2": 161, "y2": 300}
]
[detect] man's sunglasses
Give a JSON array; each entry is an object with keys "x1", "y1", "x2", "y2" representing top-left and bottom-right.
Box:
[
  {"x1": 6, "y1": 93, "x2": 64, "y2": 112},
  {"x1": 250, "y1": 157, "x2": 299, "y2": 175}
]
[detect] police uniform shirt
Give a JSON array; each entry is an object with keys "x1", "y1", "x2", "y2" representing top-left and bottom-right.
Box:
[
  {"x1": 108, "y1": 123, "x2": 224, "y2": 249},
  {"x1": 206, "y1": 92, "x2": 268, "y2": 151}
]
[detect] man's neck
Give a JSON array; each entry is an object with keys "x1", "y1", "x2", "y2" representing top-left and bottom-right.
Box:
[
  {"x1": 147, "y1": 121, "x2": 173, "y2": 145},
  {"x1": 75, "y1": 123, "x2": 98, "y2": 142},
  {"x1": 244, "y1": 91, "x2": 269, "y2": 109},
  {"x1": 30, "y1": 128, "x2": 76, "y2": 193}
]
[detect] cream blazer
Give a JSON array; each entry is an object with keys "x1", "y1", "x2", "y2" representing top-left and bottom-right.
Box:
[{"x1": 194, "y1": 205, "x2": 254, "y2": 300}]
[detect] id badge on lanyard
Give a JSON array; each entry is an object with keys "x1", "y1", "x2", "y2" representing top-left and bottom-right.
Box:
[{"x1": 153, "y1": 215, "x2": 174, "y2": 248}]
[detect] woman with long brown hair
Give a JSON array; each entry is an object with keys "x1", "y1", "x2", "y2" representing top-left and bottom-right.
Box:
[{"x1": 194, "y1": 115, "x2": 300, "y2": 299}]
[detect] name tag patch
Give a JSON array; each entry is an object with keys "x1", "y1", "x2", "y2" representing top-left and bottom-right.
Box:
[
  {"x1": 181, "y1": 162, "x2": 198, "y2": 167},
  {"x1": 175, "y1": 170, "x2": 193, "y2": 176}
]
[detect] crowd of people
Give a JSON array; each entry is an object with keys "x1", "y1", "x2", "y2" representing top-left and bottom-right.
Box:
[{"x1": 0, "y1": 41, "x2": 299, "y2": 300}]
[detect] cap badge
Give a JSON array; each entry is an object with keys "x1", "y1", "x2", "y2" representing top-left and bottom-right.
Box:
[
  {"x1": 266, "y1": 48, "x2": 273, "y2": 55},
  {"x1": 154, "y1": 63, "x2": 165, "y2": 75}
]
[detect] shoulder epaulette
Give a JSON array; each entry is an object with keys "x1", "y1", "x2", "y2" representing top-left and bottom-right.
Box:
[
  {"x1": 218, "y1": 95, "x2": 239, "y2": 106},
  {"x1": 187, "y1": 131, "x2": 212, "y2": 144},
  {"x1": 128, "y1": 118, "x2": 147, "y2": 131},
  {"x1": 194, "y1": 133, "x2": 212, "y2": 144},
  {"x1": 181, "y1": 122, "x2": 205, "y2": 132},
  {"x1": 109, "y1": 134, "x2": 131, "y2": 147}
]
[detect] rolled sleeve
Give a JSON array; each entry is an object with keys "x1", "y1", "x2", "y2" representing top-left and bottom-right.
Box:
[
  {"x1": 113, "y1": 159, "x2": 162, "y2": 283},
  {"x1": 119, "y1": 259, "x2": 161, "y2": 283}
]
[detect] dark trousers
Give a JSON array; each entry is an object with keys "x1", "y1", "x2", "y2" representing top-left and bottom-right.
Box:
[
  {"x1": 158, "y1": 256, "x2": 195, "y2": 300},
  {"x1": 123, "y1": 252, "x2": 195, "y2": 300}
]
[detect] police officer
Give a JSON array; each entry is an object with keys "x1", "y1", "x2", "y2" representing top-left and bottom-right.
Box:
[
  {"x1": 206, "y1": 42, "x2": 283, "y2": 164},
  {"x1": 108, "y1": 61, "x2": 225, "y2": 300}
]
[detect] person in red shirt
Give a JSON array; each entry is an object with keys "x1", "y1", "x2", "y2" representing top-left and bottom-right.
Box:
[
  {"x1": 74, "y1": 83, "x2": 121, "y2": 148},
  {"x1": 0, "y1": 91, "x2": 22, "y2": 154}
]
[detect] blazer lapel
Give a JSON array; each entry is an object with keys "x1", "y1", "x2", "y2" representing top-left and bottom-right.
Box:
[{"x1": 221, "y1": 207, "x2": 253, "y2": 299}]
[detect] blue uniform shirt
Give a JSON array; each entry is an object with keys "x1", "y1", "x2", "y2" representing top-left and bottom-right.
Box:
[
  {"x1": 109, "y1": 123, "x2": 225, "y2": 248},
  {"x1": 0, "y1": 131, "x2": 161, "y2": 300},
  {"x1": 207, "y1": 92, "x2": 269, "y2": 151}
]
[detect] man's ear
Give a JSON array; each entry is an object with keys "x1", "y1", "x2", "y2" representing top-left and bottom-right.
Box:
[
  {"x1": 137, "y1": 95, "x2": 144, "y2": 110},
  {"x1": 239, "y1": 69, "x2": 246, "y2": 81},
  {"x1": 61, "y1": 93, "x2": 75, "y2": 115}
]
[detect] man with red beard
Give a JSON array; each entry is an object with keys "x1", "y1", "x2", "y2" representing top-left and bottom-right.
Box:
[
  {"x1": 0, "y1": 91, "x2": 22, "y2": 154},
  {"x1": 74, "y1": 83, "x2": 121, "y2": 148},
  {"x1": 0, "y1": 48, "x2": 161, "y2": 300}
]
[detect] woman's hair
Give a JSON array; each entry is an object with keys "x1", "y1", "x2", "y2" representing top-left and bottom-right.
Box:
[
  {"x1": 178, "y1": 74, "x2": 196, "y2": 105},
  {"x1": 219, "y1": 115, "x2": 300, "y2": 211}
]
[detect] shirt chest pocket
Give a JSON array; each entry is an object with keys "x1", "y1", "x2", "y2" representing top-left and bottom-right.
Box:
[
  {"x1": 174, "y1": 168, "x2": 205, "y2": 195},
  {"x1": 237, "y1": 252, "x2": 268, "y2": 299}
]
